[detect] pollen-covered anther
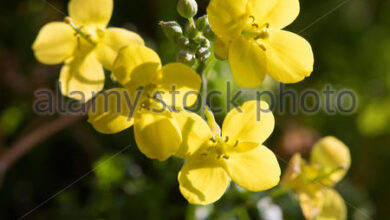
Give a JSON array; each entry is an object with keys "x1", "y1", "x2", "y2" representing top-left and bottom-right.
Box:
[
  {"x1": 248, "y1": 15, "x2": 256, "y2": 25},
  {"x1": 254, "y1": 28, "x2": 269, "y2": 40},
  {"x1": 64, "y1": 16, "x2": 72, "y2": 24}
]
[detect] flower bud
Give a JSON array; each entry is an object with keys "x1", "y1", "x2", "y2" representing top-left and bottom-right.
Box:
[
  {"x1": 176, "y1": 50, "x2": 196, "y2": 66},
  {"x1": 177, "y1": 0, "x2": 198, "y2": 19},
  {"x1": 174, "y1": 36, "x2": 190, "y2": 49},
  {"x1": 196, "y1": 47, "x2": 211, "y2": 62},
  {"x1": 204, "y1": 106, "x2": 221, "y2": 137},
  {"x1": 197, "y1": 36, "x2": 210, "y2": 48},
  {"x1": 184, "y1": 23, "x2": 199, "y2": 39},
  {"x1": 159, "y1": 21, "x2": 183, "y2": 39},
  {"x1": 196, "y1": 15, "x2": 209, "y2": 32},
  {"x1": 204, "y1": 26, "x2": 215, "y2": 40}
]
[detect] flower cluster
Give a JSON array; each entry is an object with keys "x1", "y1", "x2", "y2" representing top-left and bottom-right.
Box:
[
  {"x1": 282, "y1": 137, "x2": 351, "y2": 220},
  {"x1": 32, "y1": 0, "x2": 350, "y2": 218}
]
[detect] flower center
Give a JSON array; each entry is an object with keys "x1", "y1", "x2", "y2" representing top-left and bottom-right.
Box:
[
  {"x1": 204, "y1": 136, "x2": 239, "y2": 160},
  {"x1": 137, "y1": 84, "x2": 158, "y2": 111},
  {"x1": 64, "y1": 17, "x2": 101, "y2": 48},
  {"x1": 241, "y1": 15, "x2": 269, "y2": 51}
]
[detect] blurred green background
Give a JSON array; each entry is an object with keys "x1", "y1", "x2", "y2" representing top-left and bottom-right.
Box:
[{"x1": 0, "y1": 0, "x2": 389, "y2": 219}]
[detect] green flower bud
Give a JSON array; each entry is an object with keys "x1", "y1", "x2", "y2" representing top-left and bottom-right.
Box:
[
  {"x1": 177, "y1": 0, "x2": 198, "y2": 19},
  {"x1": 184, "y1": 23, "x2": 199, "y2": 39},
  {"x1": 196, "y1": 47, "x2": 211, "y2": 62},
  {"x1": 197, "y1": 36, "x2": 210, "y2": 48},
  {"x1": 174, "y1": 36, "x2": 190, "y2": 49},
  {"x1": 159, "y1": 21, "x2": 183, "y2": 39},
  {"x1": 204, "y1": 26, "x2": 215, "y2": 40},
  {"x1": 177, "y1": 50, "x2": 196, "y2": 66},
  {"x1": 196, "y1": 15, "x2": 209, "y2": 32}
]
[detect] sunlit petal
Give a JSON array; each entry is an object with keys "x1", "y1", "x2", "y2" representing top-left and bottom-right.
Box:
[
  {"x1": 134, "y1": 107, "x2": 181, "y2": 161},
  {"x1": 264, "y1": 29, "x2": 314, "y2": 84},
  {"x1": 88, "y1": 88, "x2": 138, "y2": 134},
  {"x1": 248, "y1": 0, "x2": 300, "y2": 29},
  {"x1": 222, "y1": 101, "x2": 274, "y2": 144},
  {"x1": 178, "y1": 154, "x2": 230, "y2": 205},
  {"x1": 59, "y1": 51, "x2": 104, "y2": 102},
  {"x1": 224, "y1": 145, "x2": 280, "y2": 191},
  {"x1": 207, "y1": 0, "x2": 249, "y2": 42},
  {"x1": 95, "y1": 28, "x2": 144, "y2": 70},
  {"x1": 228, "y1": 36, "x2": 267, "y2": 87},
  {"x1": 68, "y1": 0, "x2": 113, "y2": 27},
  {"x1": 32, "y1": 22, "x2": 77, "y2": 65},
  {"x1": 158, "y1": 63, "x2": 201, "y2": 107},
  {"x1": 172, "y1": 110, "x2": 212, "y2": 159},
  {"x1": 112, "y1": 45, "x2": 161, "y2": 88}
]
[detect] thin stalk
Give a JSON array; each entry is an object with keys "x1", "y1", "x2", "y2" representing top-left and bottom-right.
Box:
[{"x1": 199, "y1": 55, "x2": 217, "y2": 118}]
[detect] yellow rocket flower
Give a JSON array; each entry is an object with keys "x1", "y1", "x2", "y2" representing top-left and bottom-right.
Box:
[
  {"x1": 282, "y1": 137, "x2": 351, "y2": 220},
  {"x1": 32, "y1": 0, "x2": 144, "y2": 101},
  {"x1": 173, "y1": 101, "x2": 280, "y2": 204},
  {"x1": 88, "y1": 44, "x2": 201, "y2": 161},
  {"x1": 207, "y1": 0, "x2": 314, "y2": 87}
]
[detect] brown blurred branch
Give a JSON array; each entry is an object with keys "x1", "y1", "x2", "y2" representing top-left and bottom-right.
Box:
[{"x1": 0, "y1": 114, "x2": 83, "y2": 175}]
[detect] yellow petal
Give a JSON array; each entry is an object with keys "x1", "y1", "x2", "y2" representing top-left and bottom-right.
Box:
[
  {"x1": 95, "y1": 28, "x2": 144, "y2": 70},
  {"x1": 233, "y1": 141, "x2": 260, "y2": 153},
  {"x1": 248, "y1": 0, "x2": 300, "y2": 29},
  {"x1": 112, "y1": 45, "x2": 161, "y2": 88},
  {"x1": 88, "y1": 88, "x2": 137, "y2": 134},
  {"x1": 59, "y1": 51, "x2": 105, "y2": 102},
  {"x1": 68, "y1": 0, "x2": 113, "y2": 27},
  {"x1": 265, "y1": 29, "x2": 314, "y2": 84},
  {"x1": 281, "y1": 153, "x2": 303, "y2": 187},
  {"x1": 317, "y1": 189, "x2": 347, "y2": 220},
  {"x1": 224, "y1": 145, "x2": 280, "y2": 191},
  {"x1": 228, "y1": 36, "x2": 267, "y2": 87},
  {"x1": 214, "y1": 37, "x2": 229, "y2": 60},
  {"x1": 298, "y1": 190, "x2": 324, "y2": 220},
  {"x1": 134, "y1": 108, "x2": 181, "y2": 161},
  {"x1": 310, "y1": 136, "x2": 351, "y2": 185},
  {"x1": 207, "y1": 0, "x2": 249, "y2": 42},
  {"x1": 178, "y1": 154, "x2": 230, "y2": 205},
  {"x1": 172, "y1": 111, "x2": 212, "y2": 159},
  {"x1": 158, "y1": 63, "x2": 201, "y2": 107},
  {"x1": 222, "y1": 100, "x2": 274, "y2": 144},
  {"x1": 32, "y1": 22, "x2": 77, "y2": 65}
]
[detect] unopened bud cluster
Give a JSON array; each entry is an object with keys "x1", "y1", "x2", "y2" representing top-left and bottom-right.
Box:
[{"x1": 160, "y1": 0, "x2": 214, "y2": 69}]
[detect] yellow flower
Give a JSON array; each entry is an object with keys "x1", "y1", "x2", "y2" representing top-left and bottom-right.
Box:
[
  {"x1": 88, "y1": 44, "x2": 201, "y2": 161},
  {"x1": 282, "y1": 137, "x2": 351, "y2": 220},
  {"x1": 32, "y1": 0, "x2": 144, "y2": 101},
  {"x1": 207, "y1": 0, "x2": 314, "y2": 87},
  {"x1": 173, "y1": 101, "x2": 280, "y2": 204}
]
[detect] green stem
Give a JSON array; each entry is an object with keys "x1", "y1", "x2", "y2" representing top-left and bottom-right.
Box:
[
  {"x1": 199, "y1": 55, "x2": 217, "y2": 118},
  {"x1": 185, "y1": 204, "x2": 196, "y2": 220},
  {"x1": 188, "y1": 17, "x2": 195, "y2": 27},
  {"x1": 269, "y1": 186, "x2": 291, "y2": 199}
]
